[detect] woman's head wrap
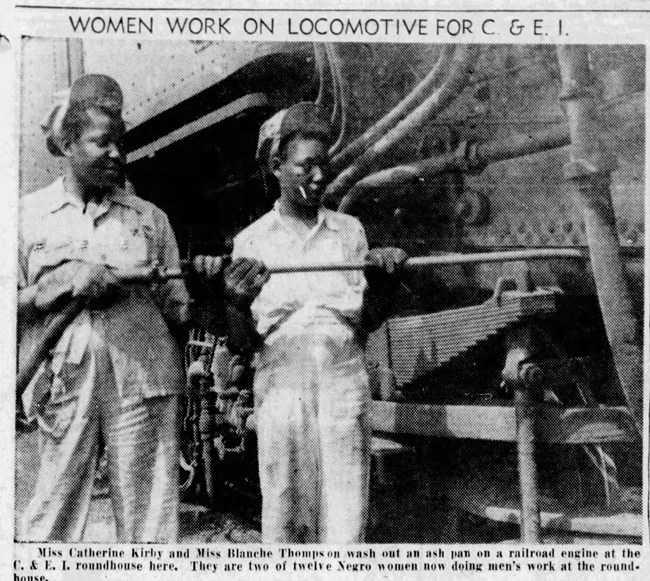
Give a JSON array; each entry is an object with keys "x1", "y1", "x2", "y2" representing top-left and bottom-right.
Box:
[
  {"x1": 41, "y1": 74, "x2": 124, "y2": 156},
  {"x1": 256, "y1": 102, "x2": 331, "y2": 171}
]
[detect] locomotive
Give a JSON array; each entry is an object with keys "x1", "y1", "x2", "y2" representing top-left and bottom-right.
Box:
[{"x1": 19, "y1": 38, "x2": 644, "y2": 542}]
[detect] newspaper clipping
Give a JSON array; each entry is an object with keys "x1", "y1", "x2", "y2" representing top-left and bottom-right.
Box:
[{"x1": 1, "y1": 0, "x2": 648, "y2": 579}]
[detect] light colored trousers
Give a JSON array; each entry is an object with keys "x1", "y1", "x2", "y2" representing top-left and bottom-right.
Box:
[
  {"x1": 255, "y1": 325, "x2": 371, "y2": 543},
  {"x1": 20, "y1": 338, "x2": 179, "y2": 543}
]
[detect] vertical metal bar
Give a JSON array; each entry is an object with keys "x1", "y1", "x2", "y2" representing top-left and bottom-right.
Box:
[
  {"x1": 504, "y1": 327, "x2": 541, "y2": 543},
  {"x1": 557, "y1": 45, "x2": 643, "y2": 434},
  {"x1": 199, "y1": 383, "x2": 218, "y2": 503},
  {"x1": 514, "y1": 383, "x2": 542, "y2": 543}
]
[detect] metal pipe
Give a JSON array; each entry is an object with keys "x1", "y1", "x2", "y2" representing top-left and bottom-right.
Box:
[
  {"x1": 326, "y1": 43, "x2": 350, "y2": 155},
  {"x1": 514, "y1": 381, "x2": 542, "y2": 543},
  {"x1": 323, "y1": 46, "x2": 478, "y2": 207},
  {"x1": 503, "y1": 327, "x2": 541, "y2": 543},
  {"x1": 177, "y1": 249, "x2": 586, "y2": 277},
  {"x1": 338, "y1": 125, "x2": 570, "y2": 213},
  {"x1": 266, "y1": 248, "x2": 584, "y2": 273},
  {"x1": 330, "y1": 45, "x2": 456, "y2": 172},
  {"x1": 313, "y1": 43, "x2": 329, "y2": 108},
  {"x1": 475, "y1": 124, "x2": 570, "y2": 166},
  {"x1": 199, "y1": 389, "x2": 218, "y2": 503},
  {"x1": 557, "y1": 45, "x2": 643, "y2": 435}
]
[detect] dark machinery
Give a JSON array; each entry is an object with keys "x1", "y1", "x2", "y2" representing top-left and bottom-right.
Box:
[
  {"x1": 19, "y1": 39, "x2": 644, "y2": 543},
  {"x1": 168, "y1": 43, "x2": 643, "y2": 543}
]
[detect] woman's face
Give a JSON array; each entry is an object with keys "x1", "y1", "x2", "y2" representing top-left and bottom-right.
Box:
[
  {"x1": 274, "y1": 135, "x2": 330, "y2": 210},
  {"x1": 65, "y1": 108, "x2": 126, "y2": 189}
]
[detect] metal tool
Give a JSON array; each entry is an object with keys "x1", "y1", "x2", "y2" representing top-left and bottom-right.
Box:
[{"x1": 171, "y1": 248, "x2": 585, "y2": 277}]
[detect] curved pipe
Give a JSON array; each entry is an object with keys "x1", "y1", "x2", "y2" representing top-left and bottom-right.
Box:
[
  {"x1": 313, "y1": 43, "x2": 330, "y2": 108},
  {"x1": 326, "y1": 43, "x2": 349, "y2": 155},
  {"x1": 326, "y1": 43, "x2": 342, "y2": 127},
  {"x1": 313, "y1": 43, "x2": 348, "y2": 155},
  {"x1": 323, "y1": 45, "x2": 478, "y2": 208},
  {"x1": 331, "y1": 45, "x2": 456, "y2": 173},
  {"x1": 557, "y1": 45, "x2": 643, "y2": 435},
  {"x1": 339, "y1": 124, "x2": 571, "y2": 213}
]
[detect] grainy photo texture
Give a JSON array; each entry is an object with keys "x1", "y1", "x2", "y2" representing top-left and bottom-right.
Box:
[{"x1": 15, "y1": 38, "x2": 644, "y2": 545}]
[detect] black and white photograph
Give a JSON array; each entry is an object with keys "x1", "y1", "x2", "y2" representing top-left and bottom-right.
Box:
[
  {"x1": 13, "y1": 34, "x2": 644, "y2": 548},
  {"x1": 3, "y1": 2, "x2": 649, "y2": 578}
]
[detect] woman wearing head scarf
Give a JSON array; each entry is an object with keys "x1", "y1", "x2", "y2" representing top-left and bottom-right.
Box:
[
  {"x1": 234, "y1": 102, "x2": 407, "y2": 543},
  {"x1": 17, "y1": 74, "x2": 266, "y2": 542}
]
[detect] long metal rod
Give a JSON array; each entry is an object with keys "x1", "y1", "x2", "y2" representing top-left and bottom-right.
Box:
[
  {"x1": 155, "y1": 248, "x2": 586, "y2": 279},
  {"x1": 268, "y1": 248, "x2": 585, "y2": 274},
  {"x1": 515, "y1": 382, "x2": 542, "y2": 543},
  {"x1": 269, "y1": 248, "x2": 585, "y2": 274},
  {"x1": 504, "y1": 327, "x2": 542, "y2": 543}
]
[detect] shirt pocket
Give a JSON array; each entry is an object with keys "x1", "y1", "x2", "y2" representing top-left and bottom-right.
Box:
[
  {"x1": 130, "y1": 223, "x2": 153, "y2": 265},
  {"x1": 102, "y1": 220, "x2": 153, "y2": 268}
]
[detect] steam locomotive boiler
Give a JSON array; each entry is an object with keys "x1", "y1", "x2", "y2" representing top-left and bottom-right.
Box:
[{"x1": 19, "y1": 38, "x2": 644, "y2": 543}]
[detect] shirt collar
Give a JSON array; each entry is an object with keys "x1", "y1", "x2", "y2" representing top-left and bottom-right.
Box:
[
  {"x1": 46, "y1": 176, "x2": 140, "y2": 215},
  {"x1": 45, "y1": 176, "x2": 82, "y2": 213},
  {"x1": 271, "y1": 200, "x2": 340, "y2": 233}
]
